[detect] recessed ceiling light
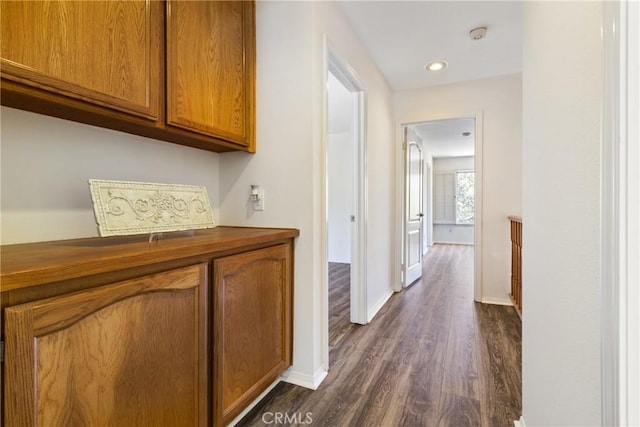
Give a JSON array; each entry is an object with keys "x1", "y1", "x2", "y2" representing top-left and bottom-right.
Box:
[{"x1": 425, "y1": 60, "x2": 447, "y2": 72}]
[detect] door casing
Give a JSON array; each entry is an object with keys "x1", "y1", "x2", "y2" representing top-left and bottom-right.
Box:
[
  {"x1": 321, "y1": 41, "x2": 368, "y2": 372},
  {"x1": 395, "y1": 113, "x2": 483, "y2": 303}
]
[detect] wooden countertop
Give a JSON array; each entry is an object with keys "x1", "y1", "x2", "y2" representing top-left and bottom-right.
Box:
[{"x1": 0, "y1": 226, "x2": 299, "y2": 292}]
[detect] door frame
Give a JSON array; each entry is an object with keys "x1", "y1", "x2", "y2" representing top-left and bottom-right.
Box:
[
  {"x1": 395, "y1": 112, "x2": 483, "y2": 302},
  {"x1": 425, "y1": 161, "x2": 433, "y2": 251},
  {"x1": 321, "y1": 41, "x2": 368, "y2": 371},
  {"x1": 601, "y1": 1, "x2": 639, "y2": 424}
]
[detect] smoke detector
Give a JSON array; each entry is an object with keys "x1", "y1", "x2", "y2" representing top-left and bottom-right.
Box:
[{"x1": 469, "y1": 26, "x2": 487, "y2": 41}]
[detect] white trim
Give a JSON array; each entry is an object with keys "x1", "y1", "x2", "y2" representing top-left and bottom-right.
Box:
[
  {"x1": 326, "y1": 44, "x2": 368, "y2": 327},
  {"x1": 602, "y1": 1, "x2": 640, "y2": 425},
  {"x1": 395, "y1": 112, "x2": 483, "y2": 301},
  {"x1": 513, "y1": 416, "x2": 526, "y2": 427},
  {"x1": 227, "y1": 377, "x2": 281, "y2": 427},
  {"x1": 281, "y1": 368, "x2": 328, "y2": 391},
  {"x1": 394, "y1": 122, "x2": 404, "y2": 291},
  {"x1": 626, "y1": 3, "x2": 640, "y2": 425},
  {"x1": 433, "y1": 241, "x2": 474, "y2": 246},
  {"x1": 322, "y1": 36, "x2": 369, "y2": 373},
  {"x1": 603, "y1": 1, "x2": 640, "y2": 424},
  {"x1": 473, "y1": 113, "x2": 484, "y2": 303},
  {"x1": 367, "y1": 290, "x2": 394, "y2": 323},
  {"x1": 481, "y1": 297, "x2": 513, "y2": 307},
  {"x1": 601, "y1": 3, "x2": 621, "y2": 423}
]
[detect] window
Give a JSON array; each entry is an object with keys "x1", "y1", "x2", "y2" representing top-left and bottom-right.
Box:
[
  {"x1": 455, "y1": 170, "x2": 474, "y2": 224},
  {"x1": 434, "y1": 170, "x2": 475, "y2": 225}
]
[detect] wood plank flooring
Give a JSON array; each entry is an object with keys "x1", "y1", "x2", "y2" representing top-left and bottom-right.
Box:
[
  {"x1": 238, "y1": 244, "x2": 521, "y2": 427},
  {"x1": 328, "y1": 262, "x2": 352, "y2": 350}
]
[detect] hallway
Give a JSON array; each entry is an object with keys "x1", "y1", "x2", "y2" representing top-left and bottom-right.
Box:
[{"x1": 239, "y1": 244, "x2": 521, "y2": 426}]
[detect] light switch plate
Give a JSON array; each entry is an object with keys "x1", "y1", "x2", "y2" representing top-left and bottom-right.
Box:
[{"x1": 253, "y1": 190, "x2": 265, "y2": 211}]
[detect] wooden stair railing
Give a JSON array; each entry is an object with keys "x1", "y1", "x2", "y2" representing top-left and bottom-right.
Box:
[{"x1": 509, "y1": 216, "x2": 522, "y2": 319}]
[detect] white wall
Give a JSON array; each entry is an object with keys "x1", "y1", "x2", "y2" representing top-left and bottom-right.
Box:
[
  {"x1": 218, "y1": 1, "x2": 395, "y2": 385},
  {"x1": 433, "y1": 156, "x2": 474, "y2": 172},
  {"x1": 433, "y1": 224, "x2": 473, "y2": 245},
  {"x1": 395, "y1": 74, "x2": 522, "y2": 303},
  {"x1": 424, "y1": 156, "x2": 434, "y2": 249},
  {"x1": 522, "y1": 2, "x2": 602, "y2": 426},
  {"x1": 433, "y1": 156, "x2": 474, "y2": 245},
  {"x1": 328, "y1": 132, "x2": 352, "y2": 263},
  {"x1": 0, "y1": 107, "x2": 220, "y2": 245}
]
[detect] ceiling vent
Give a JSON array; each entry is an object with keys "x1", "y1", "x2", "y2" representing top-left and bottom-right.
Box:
[{"x1": 470, "y1": 26, "x2": 487, "y2": 41}]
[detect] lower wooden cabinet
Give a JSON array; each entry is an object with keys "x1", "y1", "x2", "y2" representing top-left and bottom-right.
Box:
[
  {"x1": 4, "y1": 264, "x2": 208, "y2": 427},
  {"x1": 0, "y1": 227, "x2": 298, "y2": 427},
  {"x1": 213, "y1": 244, "x2": 293, "y2": 425}
]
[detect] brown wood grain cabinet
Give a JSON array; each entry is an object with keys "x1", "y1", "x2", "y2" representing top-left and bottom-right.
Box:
[
  {"x1": 4, "y1": 264, "x2": 208, "y2": 427},
  {"x1": 0, "y1": 227, "x2": 298, "y2": 426},
  {"x1": 0, "y1": 1, "x2": 161, "y2": 120},
  {"x1": 0, "y1": 1, "x2": 256, "y2": 153},
  {"x1": 214, "y1": 244, "x2": 293, "y2": 425},
  {"x1": 167, "y1": 1, "x2": 255, "y2": 148}
]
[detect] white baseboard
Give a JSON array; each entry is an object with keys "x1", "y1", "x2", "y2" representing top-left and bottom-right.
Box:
[
  {"x1": 513, "y1": 416, "x2": 526, "y2": 427},
  {"x1": 367, "y1": 290, "x2": 394, "y2": 322},
  {"x1": 228, "y1": 377, "x2": 282, "y2": 427},
  {"x1": 481, "y1": 296, "x2": 513, "y2": 306},
  {"x1": 433, "y1": 241, "x2": 474, "y2": 245},
  {"x1": 281, "y1": 367, "x2": 328, "y2": 390},
  {"x1": 229, "y1": 368, "x2": 329, "y2": 425}
]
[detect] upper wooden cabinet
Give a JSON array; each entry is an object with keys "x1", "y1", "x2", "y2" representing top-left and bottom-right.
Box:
[
  {"x1": 167, "y1": 1, "x2": 255, "y2": 147},
  {"x1": 1, "y1": 1, "x2": 161, "y2": 120},
  {"x1": 0, "y1": 1, "x2": 256, "y2": 153}
]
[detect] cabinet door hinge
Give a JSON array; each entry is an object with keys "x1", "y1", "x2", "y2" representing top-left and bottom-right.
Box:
[{"x1": 0, "y1": 340, "x2": 4, "y2": 363}]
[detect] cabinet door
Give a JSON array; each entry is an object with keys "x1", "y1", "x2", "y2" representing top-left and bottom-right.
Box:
[
  {"x1": 3, "y1": 264, "x2": 208, "y2": 427},
  {"x1": 214, "y1": 244, "x2": 293, "y2": 425},
  {"x1": 166, "y1": 0, "x2": 256, "y2": 149},
  {"x1": 0, "y1": 1, "x2": 161, "y2": 120}
]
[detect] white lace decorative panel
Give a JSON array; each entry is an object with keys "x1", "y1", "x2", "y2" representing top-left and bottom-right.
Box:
[{"x1": 89, "y1": 179, "x2": 216, "y2": 237}]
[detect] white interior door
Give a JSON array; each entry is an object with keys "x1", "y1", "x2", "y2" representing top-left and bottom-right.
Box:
[{"x1": 404, "y1": 129, "x2": 423, "y2": 286}]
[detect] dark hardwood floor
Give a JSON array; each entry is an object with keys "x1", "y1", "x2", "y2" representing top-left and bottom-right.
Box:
[
  {"x1": 328, "y1": 262, "x2": 354, "y2": 351},
  {"x1": 238, "y1": 244, "x2": 521, "y2": 427}
]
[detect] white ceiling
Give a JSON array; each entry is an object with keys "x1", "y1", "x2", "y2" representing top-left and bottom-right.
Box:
[
  {"x1": 328, "y1": 2, "x2": 521, "y2": 156},
  {"x1": 412, "y1": 118, "x2": 475, "y2": 158},
  {"x1": 337, "y1": 1, "x2": 523, "y2": 91}
]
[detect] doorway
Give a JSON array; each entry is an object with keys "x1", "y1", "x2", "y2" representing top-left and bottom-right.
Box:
[
  {"x1": 399, "y1": 114, "x2": 483, "y2": 301},
  {"x1": 323, "y1": 49, "x2": 367, "y2": 370}
]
